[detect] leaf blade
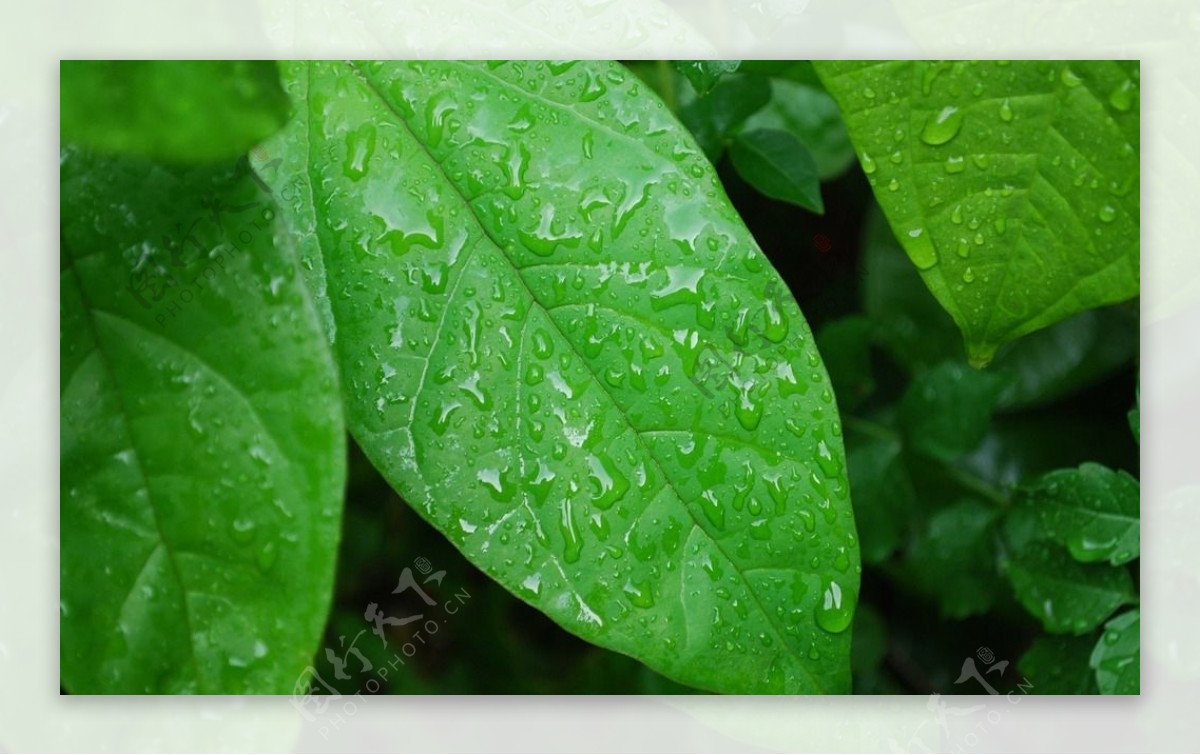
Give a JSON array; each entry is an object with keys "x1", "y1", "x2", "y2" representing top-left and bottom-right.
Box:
[
  {"x1": 60, "y1": 151, "x2": 345, "y2": 693},
  {"x1": 60, "y1": 61, "x2": 291, "y2": 164},
  {"x1": 815, "y1": 60, "x2": 1140, "y2": 365},
  {"x1": 261, "y1": 59, "x2": 859, "y2": 694},
  {"x1": 729, "y1": 129, "x2": 824, "y2": 213}
]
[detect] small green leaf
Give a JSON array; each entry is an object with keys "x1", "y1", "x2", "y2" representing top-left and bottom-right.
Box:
[
  {"x1": 1021, "y1": 463, "x2": 1139, "y2": 566},
  {"x1": 60, "y1": 61, "x2": 290, "y2": 163},
  {"x1": 1003, "y1": 541, "x2": 1134, "y2": 634},
  {"x1": 845, "y1": 433, "x2": 912, "y2": 564},
  {"x1": 60, "y1": 150, "x2": 345, "y2": 693},
  {"x1": 896, "y1": 499, "x2": 1002, "y2": 619},
  {"x1": 815, "y1": 60, "x2": 1140, "y2": 365},
  {"x1": 741, "y1": 77, "x2": 857, "y2": 180},
  {"x1": 673, "y1": 60, "x2": 741, "y2": 96},
  {"x1": 730, "y1": 129, "x2": 824, "y2": 213},
  {"x1": 899, "y1": 361, "x2": 1010, "y2": 461},
  {"x1": 1090, "y1": 609, "x2": 1139, "y2": 694},
  {"x1": 816, "y1": 316, "x2": 875, "y2": 411},
  {"x1": 260, "y1": 60, "x2": 858, "y2": 694},
  {"x1": 1018, "y1": 634, "x2": 1100, "y2": 694},
  {"x1": 679, "y1": 73, "x2": 771, "y2": 159}
]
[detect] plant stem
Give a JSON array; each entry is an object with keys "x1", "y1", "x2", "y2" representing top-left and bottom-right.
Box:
[{"x1": 656, "y1": 59, "x2": 677, "y2": 114}]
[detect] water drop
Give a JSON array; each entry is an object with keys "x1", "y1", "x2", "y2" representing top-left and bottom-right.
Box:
[
  {"x1": 920, "y1": 106, "x2": 964, "y2": 145},
  {"x1": 860, "y1": 153, "x2": 877, "y2": 175},
  {"x1": 815, "y1": 579, "x2": 854, "y2": 633},
  {"x1": 906, "y1": 227, "x2": 938, "y2": 270},
  {"x1": 999, "y1": 98, "x2": 1014, "y2": 122},
  {"x1": 1109, "y1": 79, "x2": 1136, "y2": 112},
  {"x1": 1099, "y1": 205, "x2": 1117, "y2": 223}
]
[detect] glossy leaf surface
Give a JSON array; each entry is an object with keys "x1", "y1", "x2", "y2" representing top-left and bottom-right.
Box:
[
  {"x1": 816, "y1": 60, "x2": 1140, "y2": 365},
  {"x1": 60, "y1": 61, "x2": 291, "y2": 164},
  {"x1": 1090, "y1": 609, "x2": 1139, "y2": 694},
  {"x1": 1021, "y1": 463, "x2": 1139, "y2": 566},
  {"x1": 60, "y1": 151, "x2": 345, "y2": 693},
  {"x1": 1003, "y1": 541, "x2": 1134, "y2": 635},
  {"x1": 729, "y1": 129, "x2": 824, "y2": 213},
  {"x1": 259, "y1": 60, "x2": 858, "y2": 693}
]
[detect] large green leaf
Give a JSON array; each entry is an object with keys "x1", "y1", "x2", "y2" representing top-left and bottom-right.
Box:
[
  {"x1": 60, "y1": 61, "x2": 291, "y2": 164},
  {"x1": 259, "y1": 60, "x2": 858, "y2": 694},
  {"x1": 816, "y1": 60, "x2": 1140, "y2": 365},
  {"x1": 60, "y1": 150, "x2": 345, "y2": 693},
  {"x1": 1090, "y1": 609, "x2": 1139, "y2": 694},
  {"x1": 1020, "y1": 463, "x2": 1139, "y2": 566},
  {"x1": 1002, "y1": 541, "x2": 1134, "y2": 635}
]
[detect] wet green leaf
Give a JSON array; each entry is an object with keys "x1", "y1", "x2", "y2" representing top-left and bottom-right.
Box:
[
  {"x1": 60, "y1": 61, "x2": 290, "y2": 164},
  {"x1": 60, "y1": 150, "x2": 345, "y2": 693},
  {"x1": 1018, "y1": 634, "x2": 1100, "y2": 694},
  {"x1": 899, "y1": 361, "x2": 1010, "y2": 461},
  {"x1": 729, "y1": 129, "x2": 824, "y2": 213},
  {"x1": 742, "y1": 77, "x2": 857, "y2": 181},
  {"x1": 673, "y1": 60, "x2": 741, "y2": 96},
  {"x1": 1003, "y1": 541, "x2": 1134, "y2": 634},
  {"x1": 896, "y1": 499, "x2": 1002, "y2": 619},
  {"x1": 1020, "y1": 463, "x2": 1139, "y2": 566},
  {"x1": 816, "y1": 60, "x2": 1140, "y2": 365},
  {"x1": 259, "y1": 60, "x2": 858, "y2": 694},
  {"x1": 1090, "y1": 609, "x2": 1139, "y2": 694}
]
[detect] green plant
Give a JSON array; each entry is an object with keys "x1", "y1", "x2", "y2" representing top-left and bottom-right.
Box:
[{"x1": 60, "y1": 59, "x2": 1139, "y2": 696}]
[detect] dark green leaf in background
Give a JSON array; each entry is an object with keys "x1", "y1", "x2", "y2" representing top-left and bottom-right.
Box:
[
  {"x1": 845, "y1": 433, "x2": 911, "y2": 564},
  {"x1": 1018, "y1": 634, "x2": 1100, "y2": 694},
  {"x1": 673, "y1": 59, "x2": 741, "y2": 96},
  {"x1": 60, "y1": 150, "x2": 345, "y2": 693},
  {"x1": 895, "y1": 499, "x2": 1002, "y2": 618},
  {"x1": 61, "y1": 61, "x2": 291, "y2": 163},
  {"x1": 1090, "y1": 609, "x2": 1139, "y2": 694},
  {"x1": 816, "y1": 60, "x2": 1140, "y2": 365},
  {"x1": 729, "y1": 129, "x2": 824, "y2": 213},
  {"x1": 1021, "y1": 463, "x2": 1139, "y2": 566},
  {"x1": 899, "y1": 361, "x2": 1011, "y2": 462},
  {"x1": 679, "y1": 73, "x2": 771, "y2": 159},
  {"x1": 1003, "y1": 541, "x2": 1134, "y2": 634},
  {"x1": 815, "y1": 316, "x2": 875, "y2": 412},
  {"x1": 741, "y1": 75, "x2": 857, "y2": 181},
  {"x1": 258, "y1": 60, "x2": 859, "y2": 694}
]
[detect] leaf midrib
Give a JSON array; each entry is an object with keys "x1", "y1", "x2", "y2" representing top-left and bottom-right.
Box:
[
  {"x1": 62, "y1": 247, "x2": 203, "y2": 692},
  {"x1": 334, "y1": 60, "x2": 825, "y2": 692}
]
